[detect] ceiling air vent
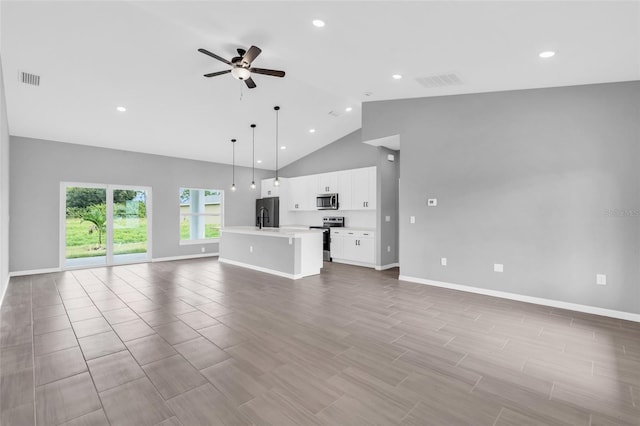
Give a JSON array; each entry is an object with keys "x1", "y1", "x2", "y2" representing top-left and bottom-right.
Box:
[
  {"x1": 416, "y1": 73, "x2": 462, "y2": 88},
  {"x1": 19, "y1": 71, "x2": 41, "y2": 87}
]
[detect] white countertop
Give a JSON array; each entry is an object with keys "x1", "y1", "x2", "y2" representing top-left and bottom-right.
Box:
[
  {"x1": 328, "y1": 227, "x2": 375, "y2": 232},
  {"x1": 220, "y1": 226, "x2": 324, "y2": 238}
]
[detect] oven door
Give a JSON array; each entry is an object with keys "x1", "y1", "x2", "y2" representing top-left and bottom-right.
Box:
[{"x1": 309, "y1": 227, "x2": 331, "y2": 261}]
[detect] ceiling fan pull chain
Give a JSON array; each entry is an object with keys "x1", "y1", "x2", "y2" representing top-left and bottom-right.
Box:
[{"x1": 239, "y1": 80, "x2": 243, "y2": 101}]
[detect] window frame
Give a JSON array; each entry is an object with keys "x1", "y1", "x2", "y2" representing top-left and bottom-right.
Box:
[{"x1": 178, "y1": 187, "x2": 224, "y2": 245}]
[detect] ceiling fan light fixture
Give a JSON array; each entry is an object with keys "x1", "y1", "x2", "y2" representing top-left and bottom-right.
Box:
[{"x1": 231, "y1": 67, "x2": 251, "y2": 80}]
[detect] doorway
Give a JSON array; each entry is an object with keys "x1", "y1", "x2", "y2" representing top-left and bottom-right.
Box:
[{"x1": 61, "y1": 183, "x2": 152, "y2": 269}]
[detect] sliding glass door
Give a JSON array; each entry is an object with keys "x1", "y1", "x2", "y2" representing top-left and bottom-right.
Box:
[
  {"x1": 112, "y1": 188, "x2": 149, "y2": 264},
  {"x1": 62, "y1": 183, "x2": 152, "y2": 269}
]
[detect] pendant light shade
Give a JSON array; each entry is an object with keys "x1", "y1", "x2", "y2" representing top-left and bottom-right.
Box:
[
  {"x1": 230, "y1": 138, "x2": 236, "y2": 192},
  {"x1": 274, "y1": 106, "x2": 280, "y2": 186},
  {"x1": 250, "y1": 124, "x2": 256, "y2": 190}
]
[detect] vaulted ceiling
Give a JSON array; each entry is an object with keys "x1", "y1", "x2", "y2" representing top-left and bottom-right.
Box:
[{"x1": 2, "y1": 1, "x2": 639, "y2": 168}]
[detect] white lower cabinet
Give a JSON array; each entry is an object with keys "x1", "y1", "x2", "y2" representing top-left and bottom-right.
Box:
[
  {"x1": 330, "y1": 230, "x2": 344, "y2": 259},
  {"x1": 331, "y1": 229, "x2": 374, "y2": 266}
]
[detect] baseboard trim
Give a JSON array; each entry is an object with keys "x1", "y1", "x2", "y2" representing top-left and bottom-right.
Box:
[
  {"x1": 218, "y1": 257, "x2": 311, "y2": 280},
  {"x1": 152, "y1": 253, "x2": 219, "y2": 263},
  {"x1": 398, "y1": 275, "x2": 640, "y2": 323},
  {"x1": 375, "y1": 263, "x2": 400, "y2": 271},
  {"x1": 0, "y1": 275, "x2": 9, "y2": 307},
  {"x1": 332, "y1": 258, "x2": 375, "y2": 269},
  {"x1": 10, "y1": 267, "x2": 62, "y2": 277}
]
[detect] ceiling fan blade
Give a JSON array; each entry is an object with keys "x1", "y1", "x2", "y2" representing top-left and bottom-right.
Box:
[
  {"x1": 244, "y1": 77, "x2": 257, "y2": 89},
  {"x1": 198, "y1": 48, "x2": 231, "y2": 65},
  {"x1": 249, "y1": 67, "x2": 285, "y2": 78},
  {"x1": 203, "y1": 70, "x2": 231, "y2": 78},
  {"x1": 241, "y1": 46, "x2": 262, "y2": 66}
]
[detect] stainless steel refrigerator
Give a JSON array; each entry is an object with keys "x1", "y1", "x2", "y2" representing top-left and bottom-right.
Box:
[{"x1": 255, "y1": 197, "x2": 279, "y2": 228}]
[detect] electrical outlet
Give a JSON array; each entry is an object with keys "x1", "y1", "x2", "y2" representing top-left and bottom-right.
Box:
[
  {"x1": 387, "y1": 245, "x2": 391, "y2": 252},
  {"x1": 441, "y1": 257, "x2": 447, "y2": 266},
  {"x1": 201, "y1": 247, "x2": 205, "y2": 253},
  {"x1": 249, "y1": 246, "x2": 253, "y2": 253},
  {"x1": 494, "y1": 263, "x2": 504, "y2": 272},
  {"x1": 410, "y1": 216, "x2": 415, "y2": 224},
  {"x1": 596, "y1": 274, "x2": 607, "y2": 285},
  {"x1": 427, "y1": 198, "x2": 438, "y2": 207}
]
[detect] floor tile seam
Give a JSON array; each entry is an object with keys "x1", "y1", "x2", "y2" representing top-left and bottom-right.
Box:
[
  {"x1": 55, "y1": 281, "x2": 108, "y2": 424},
  {"x1": 139, "y1": 351, "x2": 201, "y2": 403},
  {"x1": 30, "y1": 279, "x2": 37, "y2": 426},
  {"x1": 491, "y1": 406, "x2": 505, "y2": 426}
]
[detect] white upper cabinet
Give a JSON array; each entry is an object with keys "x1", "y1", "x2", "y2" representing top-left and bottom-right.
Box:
[
  {"x1": 285, "y1": 166, "x2": 376, "y2": 211},
  {"x1": 288, "y1": 175, "x2": 317, "y2": 211},
  {"x1": 317, "y1": 172, "x2": 338, "y2": 194},
  {"x1": 337, "y1": 170, "x2": 352, "y2": 210},
  {"x1": 260, "y1": 178, "x2": 280, "y2": 198},
  {"x1": 351, "y1": 167, "x2": 376, "y2": 210}
]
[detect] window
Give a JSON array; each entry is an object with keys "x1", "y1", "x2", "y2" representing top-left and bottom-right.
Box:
[{"x1": 179, "y1": 188, "x2": 223, "y2": 243}]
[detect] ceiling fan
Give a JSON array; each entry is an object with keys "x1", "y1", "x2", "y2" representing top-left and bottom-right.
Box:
[{"x1": 198, "y1": 45, "x2": 285, "y2": 89}]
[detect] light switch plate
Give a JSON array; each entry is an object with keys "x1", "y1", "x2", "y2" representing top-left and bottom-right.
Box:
[
  {"x1": 596, "y1": 274, "x2": 607, "y2": 285},
  {"x1": 494, "y1": 263, "x2": 504, "y2": 272},
  {"x1": 387, "y1": 246, "x2": 391, "y2": 252},
  {"x1": 428, "y1": 199, "x2": 437, "y2": 207},
  {"x1": 249, "y1": 246, "x2": 253, "y2": 253},
  {"x1": 410, "y1": 216, "x2": 415, "y2": 224},
  {"x1": 385, "y1": 215, "x2": 391, "y2": 222},
  {"x1": 441, "y1": 257, "x2": 447, "y2": 266}
]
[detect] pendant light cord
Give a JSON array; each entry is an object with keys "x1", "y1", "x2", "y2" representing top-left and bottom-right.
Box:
[
  {"x1": 251, "y1": 124, "x2": 256, "y2": 188},
  {"x1": 231, "y1": 138, "x2": 236, "y2": 188},
  {"x1": 274, "y1": 106, "x2": 280, "y2": 181}
]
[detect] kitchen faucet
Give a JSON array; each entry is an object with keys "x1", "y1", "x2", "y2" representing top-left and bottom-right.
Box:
[{"x1": 257, "y1": 206, "x2": 269, "y2": 229}]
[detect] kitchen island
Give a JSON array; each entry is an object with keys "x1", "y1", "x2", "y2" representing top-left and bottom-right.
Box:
[{"x1": 218, "y1": 227, "x2": 324, "y2": 279}]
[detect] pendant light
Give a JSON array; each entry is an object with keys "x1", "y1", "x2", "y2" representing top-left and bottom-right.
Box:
[
  {"x1": 273, "y1": 106, "x2": 280, "y2": 186},
  {"x1": 230, "y1": 138, "x2": 237, "y2": 192},
  {"x1": 250, "y1": 124, "x2": 256, "y2": 190}
]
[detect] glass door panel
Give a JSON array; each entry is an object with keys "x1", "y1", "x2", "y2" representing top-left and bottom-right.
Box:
[
  {"x1": 112, "y1": 189, "x2": 149, "y2": 264},
  {"x1": 64, "y1": 186, "x2": 107, "y2": 268}
]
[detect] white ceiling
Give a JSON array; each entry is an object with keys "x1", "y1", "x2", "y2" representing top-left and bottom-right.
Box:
[{"x1": 2, "y1": 1, "x2": 639, "y2": 169}]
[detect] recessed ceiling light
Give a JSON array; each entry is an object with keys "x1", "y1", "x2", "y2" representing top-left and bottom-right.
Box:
[
  {"x1": 280, "y1": 146, "x2": 286, "y2": 150},
  {"x1": 312, "y1": 19, "x2": 325, "y2": 28},
  {"x1": 116, "y1": 106, "x2": 126, "y2": 112},
  {"x1": 256, "y1": 160, "x2": 262, "y2": 164},
  {"x1": 345, "y1": 107, "x2": 353, "y2": 112},
  {"x1": 392, "y1": 74, "x2": 403, "y2": 80},
  {"x1": 309, "y1": 129, "x2": 316, "y2": 133},
  {"x1": 539, "y1": 51, "x2": 556, "y2": 58}
]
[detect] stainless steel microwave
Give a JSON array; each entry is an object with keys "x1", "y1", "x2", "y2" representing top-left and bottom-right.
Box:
[{"x1": 317, "y1": 193, "x2": 338, "y2": 210}]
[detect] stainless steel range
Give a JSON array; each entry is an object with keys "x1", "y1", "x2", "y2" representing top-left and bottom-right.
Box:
[{"x1": 310, "y1": 216, "x2": 344, "y2": 262}]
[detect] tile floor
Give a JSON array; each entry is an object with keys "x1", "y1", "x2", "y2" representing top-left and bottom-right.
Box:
[{"x1": 1, "y1": 259, "x2": 639, "y2": 425}]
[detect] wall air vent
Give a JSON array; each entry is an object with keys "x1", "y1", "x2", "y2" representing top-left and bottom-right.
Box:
[
  {"x1": 19, "y1": 71, "x2": 41, "y2": 86},
  {"x1": 416, "y1": 73, "x2": 462, "y2": 88}
]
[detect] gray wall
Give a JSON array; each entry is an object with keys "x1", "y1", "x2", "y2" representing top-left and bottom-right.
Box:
[
  {"x1": 363, "y1": 81, "x2": 640, "y2": 314},
  {"x1": 0, "y1": 56, "x2": 9, "y2": 298},
  {"x1": 10, "y1": 137, "x2": 270, "y2": 272},
  {"x1": 279, "y1": 129, "x2": 377, "y2": 177},
  {"x1": 376, "y1": 147, "x2": 400, "y2": 267}
]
